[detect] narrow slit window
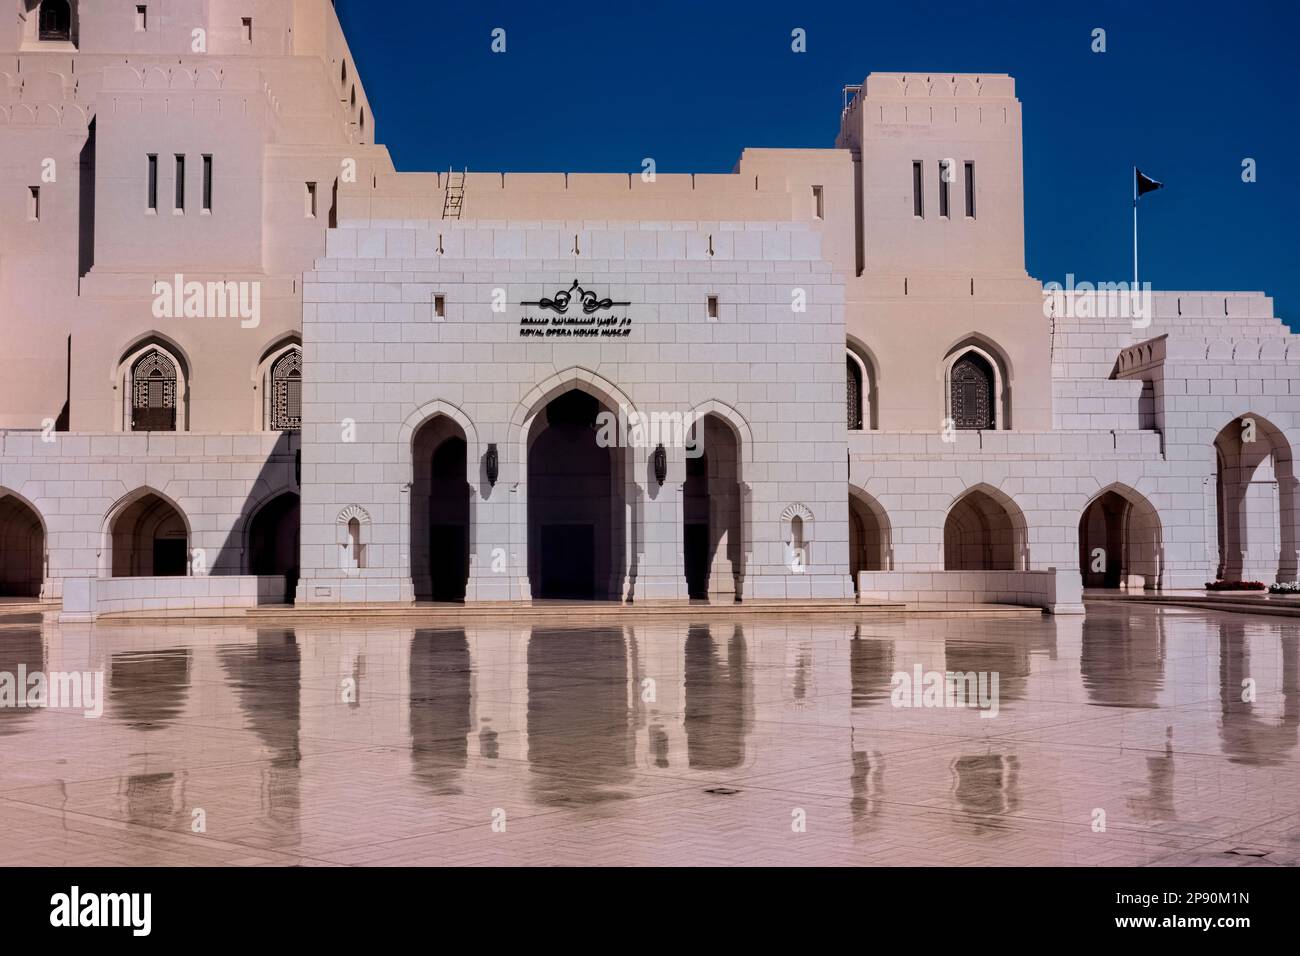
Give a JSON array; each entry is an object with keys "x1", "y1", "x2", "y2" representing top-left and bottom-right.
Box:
[
  {"x1": 28, "y1": 186, "x2": 40, "y2": 221},
  {"x1": 938, "y1": 161, "x2": 951, "y2": 218},
  {"x1": 964, "y1": 161, "x2": 976, "y2": 218},
  {"x1": 434, "y1": 294, "x2": 446, "y2": 319},
  {"x1": 707, "y1": 294, "x2": 719, "y2": 320},
  {"x1": 202, "y1": 155, "x2": 212, "y2": 212},
  {"x1": 173, "y1": 154, "x2": 185, "y2": 213},
  {"x1": 305, "y1": 182, "x2": 318, "y2": 218},
  {"x1": 912, "y1": 161, "x2": 924, "y2": 218},
  {"x1": 147, "y1": 154, "x2": 158, "y2": 212},
  {"x1": 135, "y1": 6, "x2": 147, "y2": 31},
  {"x1": 242, "y1": 18, "x2": 253, "y2": 43},
  {"x1": 812, "y1": 184, "x2": 824, "y2": 220}
]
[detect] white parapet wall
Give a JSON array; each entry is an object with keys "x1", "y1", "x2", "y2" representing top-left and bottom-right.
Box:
[
  {"x1": 857, "y1": 569, "x2": 1084, "y2": 614},
  {"x1": 60, "y1": 576, "x2": 290, "y2": 622}
]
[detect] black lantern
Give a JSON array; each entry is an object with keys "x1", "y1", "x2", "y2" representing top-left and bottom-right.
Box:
[
  {"x1": 653, "y1": 443, "x2": 667, "y2": 487},
  {"x1": 485, "y1": 443, "x2": 499, "y2": 487}
]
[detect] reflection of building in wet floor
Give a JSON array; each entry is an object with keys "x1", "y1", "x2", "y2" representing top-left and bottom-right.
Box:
[
  {"x1": 1218, "y1": 620, "x2": 1299, "y2": 767},
  {"x1": 109, "y1": 648, "x2": 191, "y2": 731},
  {"x1": 1081, "y1": 607, "x2": 1167, "y2": 708},
  {"x1": 684, "y1": 624, "x2": 751, "y2": 770},
  {"x1": 850, "y1": 743, "x2": 884, "y2": 834},
  {"x1": 408, "y1": 629, "x2": 472, "y2": 795},
  {"x1": 217, "y1": 630, "x2": 302, "y2": 844},
  {"x1": 849, "y1": 626, "x2": 894, "y2": 708},
  {"x1": 951, "y1": 754, "x2": 1020, "y2": 832},
  {"x1": 1126, "y1": 726, "x2": 1177, "y2": 822},
  {"x1": 527, "y1": 628, "x2": 635, "y2": 806},
  {"x1": 0, "y1": 626, "x2": 43, "y2": 735}
]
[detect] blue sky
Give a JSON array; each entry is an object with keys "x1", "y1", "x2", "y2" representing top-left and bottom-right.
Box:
[{"x1": 338, "y1": 0, "x2": 1299, "y2": 326}]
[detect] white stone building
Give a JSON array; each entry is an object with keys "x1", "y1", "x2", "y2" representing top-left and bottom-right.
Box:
[{"x1": 0, "y1": 2, "x2": 1295, "y2": 618}]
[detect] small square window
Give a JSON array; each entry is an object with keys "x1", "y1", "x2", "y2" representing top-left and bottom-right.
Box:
[
  {"x1": 706, "y1": 294, "x2": 719, "y2": 320},
  {"x1": 28, "y1": 186, "x2": 40, "y2": 221},
  {"x1": 135, "y1": 6, "x2": 148, "y2": 32},
  {"x1": 242, "y1": 18, "x2": 253, "y2": 43},
  {"x1": 433, "y1": 294, "x2": 446, "y2": 319}
]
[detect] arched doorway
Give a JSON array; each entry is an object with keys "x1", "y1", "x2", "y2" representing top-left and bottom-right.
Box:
[
  {"x1": 527, "y1": 389, "x2": 625, "y2": 600},
  {"x1": 944, "y1": 487, "x2": 1025, "y2": 571},
  {"x1": 248, "y1": 493, "x2": 300, "y2": 592},
  {"x1": 848, "y1": 490, "x2": 891, "y2": 590},
  {"x1": 110, "y1": 492, "x2": 188, "y2": 577},
  {"x1": 411, "y1": 417, "x2": 470, "y2": 602},
  {"x1": 1214, "y1": 415, "x2": 1297, "y2": 582},
  {"x1": 1078, "y1": 487, "x2": 1161, "y2": 590},
  {"x1": 0, "y1": 493, "x2": 45, "y2": 597},
  {"x1": 683, "y1": 413, "x2": 743, "y2": 600}
]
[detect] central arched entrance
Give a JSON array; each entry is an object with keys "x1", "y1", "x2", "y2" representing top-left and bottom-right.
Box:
[
  {"x1": 527, "y1": 389, "x2": 626, "y2": 600},
  {"x1": 1214, "y1": 414, "x2": 1297, "y2": 582}
]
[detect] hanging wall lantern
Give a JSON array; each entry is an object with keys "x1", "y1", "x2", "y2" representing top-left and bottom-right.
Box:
[
  {"x1": 485, "y1": 443, "x2": 499, "y2": 487},
  {"x1": 653, "y1": 443, "x2": 667, "y2": 487}
]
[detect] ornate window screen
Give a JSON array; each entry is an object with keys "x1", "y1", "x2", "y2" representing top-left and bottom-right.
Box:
[
  {"x1": 130, "y1": 349, "x2": 178, "y2": 432},
  {"x1": 950, "y1": 352, "x2": 995, "y2": 430},
  {"x1": 271, "y1": 349, "x2": 303, "y2": 431},
  {"x1": 846, "y1": 355, "x2": 864, "y2": 431}
]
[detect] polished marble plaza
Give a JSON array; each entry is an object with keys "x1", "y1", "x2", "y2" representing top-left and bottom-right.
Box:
[{"x1": 0, "y1": 604, "x2": 1297, "y2": 867}]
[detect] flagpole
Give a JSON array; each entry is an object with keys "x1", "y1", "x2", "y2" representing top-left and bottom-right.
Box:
[{"x1": 1132, "y1": 165, "x2": 1139, "y2": 293}]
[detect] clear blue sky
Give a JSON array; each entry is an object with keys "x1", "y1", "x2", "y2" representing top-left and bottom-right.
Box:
[{"x1": 337, "y1": 0, "x2": 1299, "y2": 326}]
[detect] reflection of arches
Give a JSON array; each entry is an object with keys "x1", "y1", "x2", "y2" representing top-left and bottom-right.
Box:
[
  {"x1": 0, "y1": 490, "x2": 46, "y2": 597},
  {"x1": 1214, "y1": 414, "x2": 1297, "y2": 582},
  {"x1": 943, "y1": 336, "x2": 1009, "y2": 430},
  {"x1": 1217, "y1": 619, "x2": 1299, "y2": 766},
  {"x1": 944, "y1": 485, "x2": 1027, "y2": 570},
  {"x1": 411, "y1": 417, "x2": 470, "y2": 601},
  {"x1": 248, "y1": 492, "x2": 300, "y2": 587},
  {"x1": 409, "y1": 629, "x2": 472, "y2": 793},
  {"x1": 848, "y1": 489, "x2": 892, "y2": 587},
  {"x1": 683, "y1": 414, "x2": 744, "y2": 599},
  {"x1": 107, "y1": 489, "x2": 190, "y2": 577},
  {"x1": 1081, "y1": 606, "x2": 1166, "y2": 708},
  {"x1": 1078, "y1": 484, "x2": 1162, "y2": 590},
  {"x1": 684, "y1": 624, "x2": 751, "y2": 769}
]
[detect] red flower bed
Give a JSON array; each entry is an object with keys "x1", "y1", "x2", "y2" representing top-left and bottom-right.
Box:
[{"x1": 1204, "y1": 580, "x2": 1267, "y2": 592}]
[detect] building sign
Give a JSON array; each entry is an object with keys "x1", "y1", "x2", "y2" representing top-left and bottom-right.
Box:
[{"x1": 519, "y1": 280, "x2": 632, "y2": 338}]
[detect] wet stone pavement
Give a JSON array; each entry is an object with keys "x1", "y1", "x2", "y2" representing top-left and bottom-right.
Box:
[{"x1": 0, "y1": 603, "x2": 1297, "y2": 866}]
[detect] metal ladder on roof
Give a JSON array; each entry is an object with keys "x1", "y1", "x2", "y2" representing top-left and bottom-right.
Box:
[{"x1": 442, "y1": 167, "x2": 466, "y2": 220}]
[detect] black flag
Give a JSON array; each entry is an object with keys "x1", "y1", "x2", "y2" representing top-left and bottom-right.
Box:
[{"x1": 1136, "y1": 168, "x2": 1164, "y2": 198}]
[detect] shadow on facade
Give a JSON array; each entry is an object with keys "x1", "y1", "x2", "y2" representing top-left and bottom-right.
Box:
[{"x1": 210, "y1": 432, "x2": 299, "y2": 600}]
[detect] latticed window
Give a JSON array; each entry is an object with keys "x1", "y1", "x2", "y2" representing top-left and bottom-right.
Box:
[
  {"x1": 950, "y1": 352, "x2": 995, "y2": 430},
  {"x1": 270, "y1": 349, "x2": 302, "y2": 431},
  {"x1": 130, "y1": 349, "x2": 178, "y2": 432},
  {"x1": 39, "y1": 1, "x2": 72, "y2": 41},
  {"x1": 846, "y1": 355, "x2": 864, "y2": 431}
]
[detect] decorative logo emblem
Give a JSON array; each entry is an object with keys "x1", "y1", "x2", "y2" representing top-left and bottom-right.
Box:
[{"x1": 522, "y1": 279, "x2": 631, "y2": 315}]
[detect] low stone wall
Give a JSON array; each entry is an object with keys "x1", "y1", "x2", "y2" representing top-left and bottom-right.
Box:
[
  {"x1": 60, "y1": 575, "x2": 289, "y2": 621},
  {"x1": 857, "y1": 569, "x2": 1084, "y2": 614}
]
